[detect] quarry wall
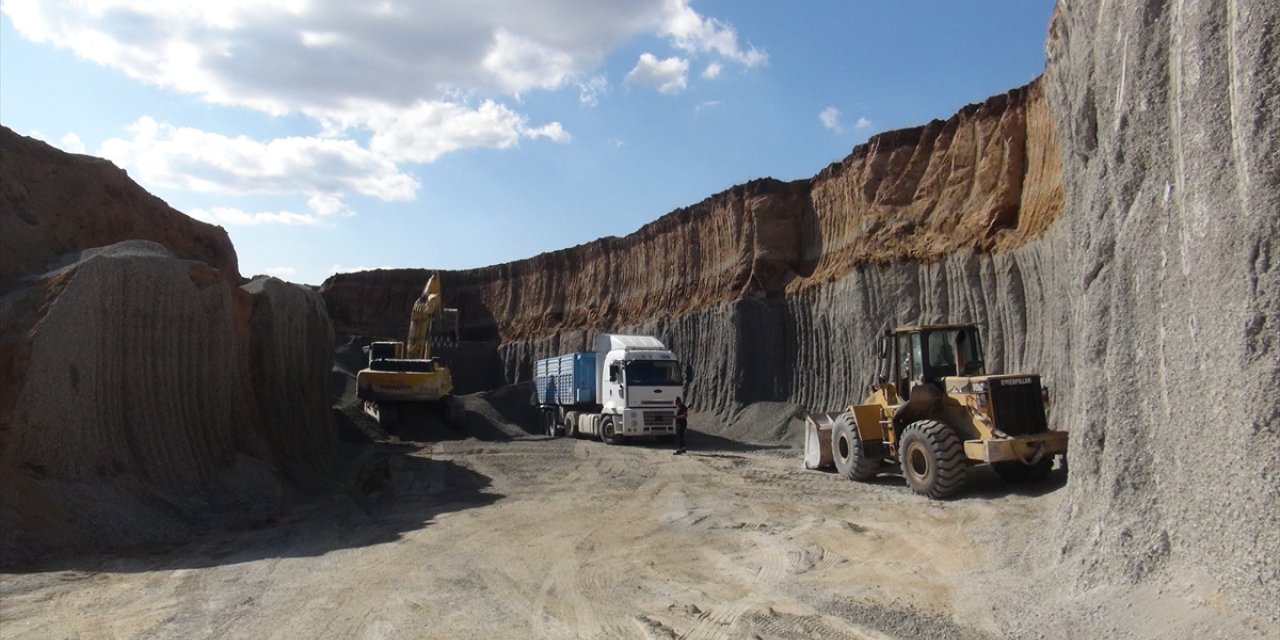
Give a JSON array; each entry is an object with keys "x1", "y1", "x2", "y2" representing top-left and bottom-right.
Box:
[
  {"x1": 321, "y1": 79, "x2": 1065, "y2": 411},
  {"x1": 1042, "y1": 0, "x2": 1278, "y2": 615},
  {"x1": 321, "y1": 1, "x2": 1279, "y2": 614},
  {"x1": 0, "y1": 131, "x2": 337, "y2": 562}
]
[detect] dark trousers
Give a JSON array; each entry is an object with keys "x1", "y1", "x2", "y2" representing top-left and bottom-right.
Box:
[{"x1": 675, "y1": 422, "x2": 687, "y2": 450}]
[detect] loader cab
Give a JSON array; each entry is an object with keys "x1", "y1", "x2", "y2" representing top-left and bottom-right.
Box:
[{"x1": 890, "y1": 325, "x2": 986, "y2": 392}]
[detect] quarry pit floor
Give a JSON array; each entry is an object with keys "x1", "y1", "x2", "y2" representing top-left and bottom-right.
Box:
[
  {"x1": 1, "y1": 431, "x2": 1271, "y2": 639},
  {"x1": 0, "y1": 431, "x2": 1067, "y2": 640}
]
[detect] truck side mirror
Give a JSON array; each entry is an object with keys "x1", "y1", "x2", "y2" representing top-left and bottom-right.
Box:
[
  {"x1": 608, "y1": 364, "x2": 619, "y2": 382},
  {"x1": 684, "y1": 364, "x2": 694, "y2": 383},
  {"x1": 877, "y1": 335, "x2": 888, "y2": 360}
]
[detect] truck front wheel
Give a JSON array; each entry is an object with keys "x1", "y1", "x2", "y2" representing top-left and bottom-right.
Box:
[
  {"x1": 601, "y1": 417, "x2": 621, "y2": 445},
  {"x1": 899, "y1": 420, "x2": 966, "y2": 499}
]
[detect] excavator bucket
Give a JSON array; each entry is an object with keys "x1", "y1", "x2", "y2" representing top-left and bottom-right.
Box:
[{"x1": 803, "y1": 412, "x2": 841, "y2": 470}]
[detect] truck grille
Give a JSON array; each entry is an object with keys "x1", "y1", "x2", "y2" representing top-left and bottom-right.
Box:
[
  {"x1": 643, "y1": 410, "x2": 676, "y2": 427},
  {"x1": 989, "y1": 377, "x2": 1048, "y2": 436}
]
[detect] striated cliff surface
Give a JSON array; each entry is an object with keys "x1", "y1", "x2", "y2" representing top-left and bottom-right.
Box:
[
  {"x1": 1040, "y1": 0, "x2": 1279, "y2": 622},
  {"x1": 0, "y1": 131, "x2": 336, "y2": 562},
  {"x1": 321, "y1": 6, "x2": 1279, "y2": 622},
  {"x1": 321, "y1": 79, "x2": 1063, "y2": 399}
]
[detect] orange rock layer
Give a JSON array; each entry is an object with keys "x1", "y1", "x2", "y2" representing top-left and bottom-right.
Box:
[{"x1": 321, "y1": 78, "x2": 1062, "y2": 344}]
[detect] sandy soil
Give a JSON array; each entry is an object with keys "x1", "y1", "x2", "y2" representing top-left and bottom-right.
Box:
[{"x1": 1, "y1": 414, "x2": 1272, "y2": 639}]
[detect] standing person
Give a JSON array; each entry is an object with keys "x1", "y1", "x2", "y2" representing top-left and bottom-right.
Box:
[{"x1": 673, "y1": 396, "x2": 689, "y2": 455}]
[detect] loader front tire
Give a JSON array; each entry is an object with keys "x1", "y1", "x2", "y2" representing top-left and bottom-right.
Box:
[
  {"x1": 899, "y1": 420, "x2": 966, "y2": 499},
  {"x1": 832, "y1": 412, "x2": 879, "y2": 481}
]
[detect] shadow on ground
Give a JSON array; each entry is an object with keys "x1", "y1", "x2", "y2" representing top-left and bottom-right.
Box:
[
  {"x1": 2, "y1": 442, "x2": 502, "y2": 574},
  {"x1": 805, "y1": 458, "x2": 1069, "y2": 499}
]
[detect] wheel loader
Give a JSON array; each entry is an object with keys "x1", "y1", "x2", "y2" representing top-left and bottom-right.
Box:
[
  {"x1": 815, "y1": 324, "x2": 1067, "y2": 499},
  {"x1": 356, "y1": 273, "x2": 465, "y2": 433}
]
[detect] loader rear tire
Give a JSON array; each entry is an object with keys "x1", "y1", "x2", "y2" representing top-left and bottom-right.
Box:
[
  {"x1": 832, "y1": 412, "x2": 879, "y2": 481},
  {"x1": 992, "y1": 458, "x2": 1053, "y2": 483},
  {"x1": 899, "y1": 420, "x2": 966, "y2": 499}
]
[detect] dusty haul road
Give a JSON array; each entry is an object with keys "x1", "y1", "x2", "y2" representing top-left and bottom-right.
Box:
[{"x1": 0, "y1": 427, "x2": 1087, "y2": 640}]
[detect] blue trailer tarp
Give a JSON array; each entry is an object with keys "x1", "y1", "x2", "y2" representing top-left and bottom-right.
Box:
[{"x1": 534, "y1": 352, "x2": 597, "y2": 406}]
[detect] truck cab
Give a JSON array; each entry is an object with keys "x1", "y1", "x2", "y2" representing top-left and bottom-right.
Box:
[{"x1": 598, "y1": 334, "x2": 683, "y2": 439}]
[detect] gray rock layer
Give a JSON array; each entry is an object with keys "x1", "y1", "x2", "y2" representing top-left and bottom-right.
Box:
[
  {"x1": 1044, "y1": 0, "x2": 1279, "y2": 615},
  {"x1": 316, "y1": 1, "x2": 1278, "y2": 617},
  {"x1": 500, "y1": 0, "x2": 1280, "y2": 616},
  {"x1": 0, "y1": 242, "x2": 337, "y2": 560}
]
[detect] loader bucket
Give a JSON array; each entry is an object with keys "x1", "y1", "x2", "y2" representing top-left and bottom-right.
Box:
[{"x1": 803, "y1": 412, "x2": 841, "y2": 470}]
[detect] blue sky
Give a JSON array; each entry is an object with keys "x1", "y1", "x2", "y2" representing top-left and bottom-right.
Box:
[{"x1": 1, "y1": 1, "x2": 1054, "y2": 285}]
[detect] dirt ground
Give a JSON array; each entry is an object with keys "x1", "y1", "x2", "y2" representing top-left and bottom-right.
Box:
[{"x1": 1, "y1": 411, "x2": 1272, "y2": 639}]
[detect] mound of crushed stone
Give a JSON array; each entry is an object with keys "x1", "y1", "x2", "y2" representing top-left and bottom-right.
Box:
[{"x1": 692, "y1": 401, "x2": 807, "y2": 447}]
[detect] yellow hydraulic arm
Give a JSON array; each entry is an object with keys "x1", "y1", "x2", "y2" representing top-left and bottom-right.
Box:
[{"x1": 405, "y1": 273, "x2": 443, "y2": 360}]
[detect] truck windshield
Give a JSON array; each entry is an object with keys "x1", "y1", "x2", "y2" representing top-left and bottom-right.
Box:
[{"x1": 624, "y1": 360, "x2": 681, "y2": 386}]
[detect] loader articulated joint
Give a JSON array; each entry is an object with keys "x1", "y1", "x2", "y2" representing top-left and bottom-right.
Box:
[{"x1": 1021, "y1": 443, "x2": 1046, "y2": 465}]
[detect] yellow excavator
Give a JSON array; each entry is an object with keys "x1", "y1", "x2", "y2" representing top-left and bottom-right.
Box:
[{"x1": 356, "y1": 273, "x2": 464, "y2": 432}]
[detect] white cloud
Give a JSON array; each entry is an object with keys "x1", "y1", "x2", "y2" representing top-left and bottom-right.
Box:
[
  {"x1": 526, "y1": 122, "x2": 571, "y2": 143},
  {"x1": 2, "y1": 1, "x2": 762, "y2": 146},
  {"x1": 307, "y1": 194, "x2": 348, "y2": 217},
  {"x1": 578, "y1": 74, "x2": 609, "y2": 107},
  {"x1": 4, "y1": 0, "x2": 765, "y2": 216},
  {"x1": 99, "y1": 117, "x2": 418, "y2": 201},
  {"x1": 855, "y1": 116, "x2": 873, "y2": 130},
  {"x1": 661, "y1": 0, "x2": 767, "y2": 67},
  {"x1": 365, "y1": 100, "x2": 566, "y2": 164},
  {"x1": 626, "y1": 53, "x2": 689, "y2": 94},
  {"x1": 331, "y1": 263, "x2": 396, "y2": 274},
  {"x1": 819, "y1": 107, "x2": 842, "y2": 133},
  {"x1": 265, "y1": 266, "x2": 298, "y2": 278},
  {"x1": 26, "y1": 129, "x2": 87, "y2": 154},
  {"x1": 59, "y1": 132, "x2": 86, "y2": 153},
  {"x1": 190, "y1": 207, "x2": 320, "y2": 226},
  {"x1": 482, "y1": 28, "x2": 577, "y2": 95}
]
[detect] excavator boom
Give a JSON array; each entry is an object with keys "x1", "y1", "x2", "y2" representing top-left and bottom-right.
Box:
[{"x1": 405, "y1": 274, "x2": 442, "y2": 359}]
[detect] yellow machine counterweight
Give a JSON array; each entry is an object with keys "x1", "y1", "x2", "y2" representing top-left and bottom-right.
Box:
[{"x1": 355, "y1": 273, "x2": 463, "y2": 431}]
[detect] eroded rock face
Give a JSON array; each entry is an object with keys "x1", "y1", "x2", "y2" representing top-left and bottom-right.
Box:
[
  {"x1": 0, "y1": 126, "x2": 240, "y2": 289},
  {"x1": 321, "y1": 15, "x2": 1278, "y2": 618},
  {"x1": 0, "y1": 242, "x2": 337, "y2": 560},
  {"x1": 1044, "y1": 0, "x2": 1278, "y2": 615},
  {"x1": 1, "y1": 127, "x2": 341, "y2": 561},
  {"x1": 320, "y1": 79, "x2": 1061, "y2": 374}
]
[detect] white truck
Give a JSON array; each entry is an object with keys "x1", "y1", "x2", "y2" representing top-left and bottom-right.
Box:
[{"x1": 533, "y1": 333, "x2": 690, "y2": 444}]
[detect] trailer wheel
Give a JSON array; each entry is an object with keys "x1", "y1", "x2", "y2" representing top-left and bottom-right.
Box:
[
  {"x1": 992, "y1": 458, "x2": 1053, "y2": 483},
  {"x1": 601, "y1": 417, "x2": 620, "y2": 445},
  {"x1": 542, "y1": 409, "x2": 559, "y2": 437},
  {"x1": 564, "y1": 411, "x2": 579, "y2": 438},
  {"x1": 832, "y1": 411, "x2": 879, "y2": 481},
  {"x1": 899, "y1": 420, "x2": 966, "y2": 499}
]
